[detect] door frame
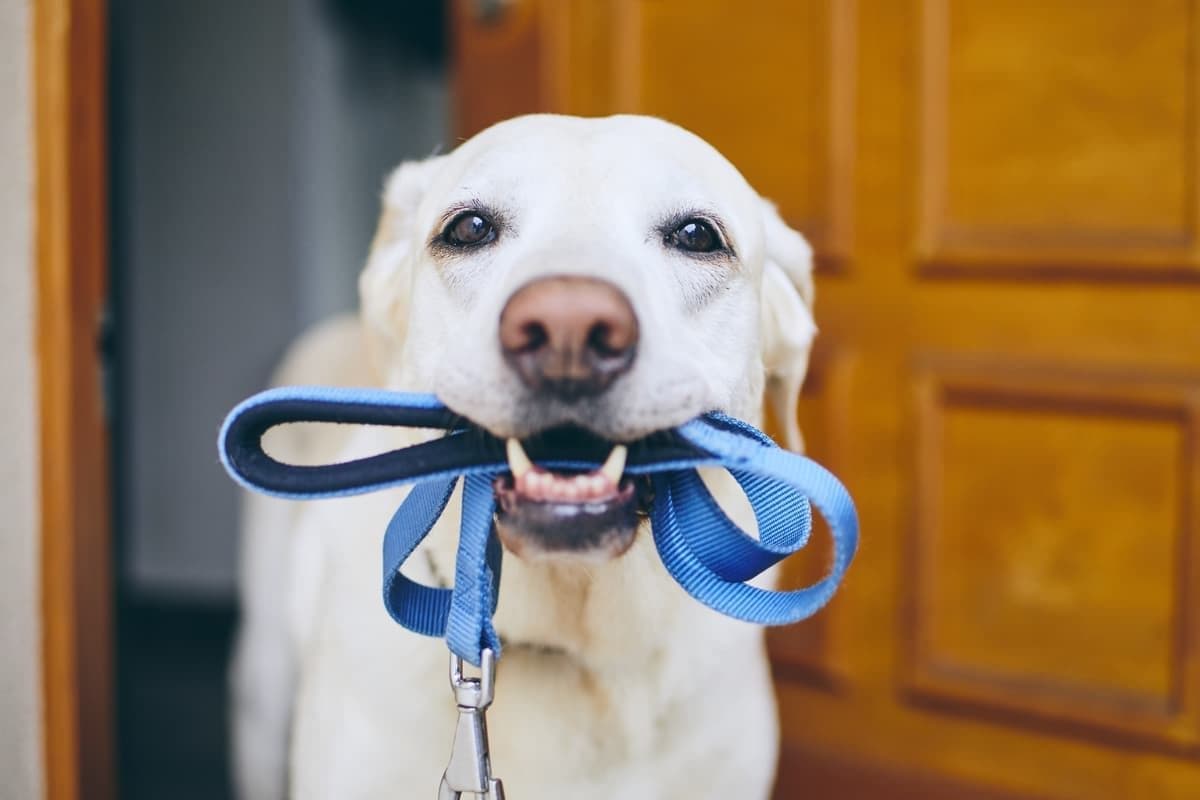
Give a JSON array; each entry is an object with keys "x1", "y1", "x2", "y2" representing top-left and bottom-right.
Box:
[{"x1": 35, "y1": 0, "x2": 115, "y2": 798}]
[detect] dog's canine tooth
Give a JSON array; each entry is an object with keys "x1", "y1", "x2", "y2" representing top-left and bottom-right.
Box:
[
  {"x1": 506, "y1": 437, "x2": 534, "y2": 479},
  {"x1": 600, "y1": 445, "x2": 627, "y2": 485}
]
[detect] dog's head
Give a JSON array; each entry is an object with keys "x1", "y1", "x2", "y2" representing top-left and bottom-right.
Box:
[{"x1": 360, "y1": 114, "x2": 815, "y2": 562}]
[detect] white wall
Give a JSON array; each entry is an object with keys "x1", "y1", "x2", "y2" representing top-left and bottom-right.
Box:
[{"x1": 0, "y1": 0, "x2": 45, "y2": 797}]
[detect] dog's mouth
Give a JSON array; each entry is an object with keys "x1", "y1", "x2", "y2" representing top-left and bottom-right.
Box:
[{"x1": 492, "y1": 430, "x2": 651, "y2": 562}]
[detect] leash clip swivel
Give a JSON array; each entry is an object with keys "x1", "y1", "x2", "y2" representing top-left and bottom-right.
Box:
[{"x1": 439, "y1": 648, "x2": 505, "y2": 800}]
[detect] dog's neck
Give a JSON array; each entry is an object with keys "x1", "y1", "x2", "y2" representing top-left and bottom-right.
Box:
[{"x1": 421, "y1": 504, "x2": 684, "y2": 673}]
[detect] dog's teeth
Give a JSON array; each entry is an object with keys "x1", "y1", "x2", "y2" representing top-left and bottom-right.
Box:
[
  {"x1": 600, "y1": 445, "x2": 627, "y2": 485},
  {"x1": 506, "y1": 438, "x2": 533, "y2": 479},
  {"x1": 574, "y1": 475, "x2": 594, "y2": 499}
]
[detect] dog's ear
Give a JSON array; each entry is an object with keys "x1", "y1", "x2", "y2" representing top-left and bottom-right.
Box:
[
  {"x1": 758, "y1": 199, "x2": 817, "y2": 452},
  {"x1": 359, "y1": 156, "x2": 445, "y2": 382}
]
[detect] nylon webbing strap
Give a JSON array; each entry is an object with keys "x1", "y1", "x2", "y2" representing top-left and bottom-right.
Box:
[{"x1": 219, "y1": 386, "x2": 858, "y2": 665}]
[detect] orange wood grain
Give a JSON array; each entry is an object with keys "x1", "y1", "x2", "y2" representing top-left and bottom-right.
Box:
[
  {"x1": 34, "y1": 0, "x2": 114, "y2": 798},
  {"x1": 906, "y1": 364, "x2": 1200, "y2": 753},
  {"x1": 917, "y1": 0, "x2": 1200, "y2": 279}
]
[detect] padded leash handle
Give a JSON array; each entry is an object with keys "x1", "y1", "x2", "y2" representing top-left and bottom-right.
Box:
[
  {"x1": 219, "y1": 385, "x2": 704, "y2": 499},
  {"x1": 219, "y1": 386, "x2": 486, "y2": 498}
]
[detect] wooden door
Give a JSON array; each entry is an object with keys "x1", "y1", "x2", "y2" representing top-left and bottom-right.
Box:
[
  {"x1": 35, "y1": 0, "x2": 115, "y2": 798},
  {"x1": 452, "y1": 1, "x2": 1200, "y2": 796}
]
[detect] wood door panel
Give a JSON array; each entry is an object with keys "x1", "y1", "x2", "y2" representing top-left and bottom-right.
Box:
[
  {"x1": 919, "y1": 0, "x2": 1200, "y2": 275},
  {"x1": 908, "y1": 364, "x2": 1200, "y2": 750}
]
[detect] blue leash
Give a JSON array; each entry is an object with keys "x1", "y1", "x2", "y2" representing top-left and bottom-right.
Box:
[{"x1": 219, "y1": 386, "x2": 858, "y2": 667}]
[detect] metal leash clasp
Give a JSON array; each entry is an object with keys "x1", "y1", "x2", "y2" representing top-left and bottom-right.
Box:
[{"x1": 438, "y1": 648, "x2": 505, "y2": 800}]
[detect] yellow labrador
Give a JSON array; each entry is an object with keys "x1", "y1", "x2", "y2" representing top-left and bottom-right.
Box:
[{"x1": 231, "y1": 114, "x2": 816, "y2": 799}]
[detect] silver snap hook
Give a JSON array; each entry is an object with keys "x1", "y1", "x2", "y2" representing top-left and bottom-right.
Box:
[{"x1": 438, "y1": 648, "x2": 505, "y2": 800}]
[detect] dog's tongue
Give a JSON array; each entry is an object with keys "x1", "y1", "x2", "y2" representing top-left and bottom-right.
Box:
[{"x1": 506, "y1": 438, "x2": 626, "y2": 503}]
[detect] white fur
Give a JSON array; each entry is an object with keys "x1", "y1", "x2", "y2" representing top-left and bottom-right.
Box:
[{"x1": 231, "y1": 114, "x2": 816, "y2": 799}]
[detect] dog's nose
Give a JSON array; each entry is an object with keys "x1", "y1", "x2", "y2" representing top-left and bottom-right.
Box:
[{"x1": 499, "y1": 276, "x2": 638, "y2": 400}]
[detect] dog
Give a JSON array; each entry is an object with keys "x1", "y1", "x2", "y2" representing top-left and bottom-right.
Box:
[{"x1": 231, "y1": 113, "x2": 817, "y2": 799}]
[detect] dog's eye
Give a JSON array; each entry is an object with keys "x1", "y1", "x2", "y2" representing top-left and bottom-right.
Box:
[
  {"x1": 666, "y1": 219, "x2": 722, "y2": 254},
  {"x1": 443, "y1": 212, "x2": 497, "y2": 247}
]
